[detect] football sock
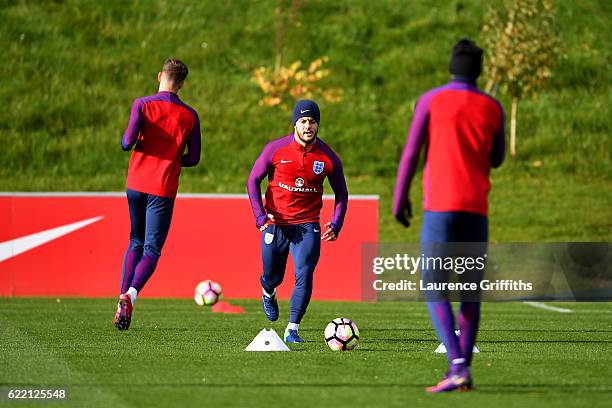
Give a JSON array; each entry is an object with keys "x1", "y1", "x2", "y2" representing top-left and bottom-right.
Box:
[
  {"x1": 262, "y1": 287, "x2": 276, "y2": 298},
  {"x1": 126, "y1": 287, "x2": 138, "y2": 305},
  {"x1": 287, "y1": 322, "x2": 299, "y2": 331},
  {"x1": 426, "y1": 301, "x2": 463, "y2": 365},
  {"x1": 458, "y1": 302, "x2": 481, "y2": 366},
  {"x1": 450, "y1": 358, "x2": 467, "y2": 374},
  {"x1": 129, "y1": 254, "x2": 159, "y2": 292},
  {"x1": 121, "y1": 247, "x2": 142, "y2": 294},
  {"x1": 289, "y1": 267, "x2": 313, "y2": 324}
]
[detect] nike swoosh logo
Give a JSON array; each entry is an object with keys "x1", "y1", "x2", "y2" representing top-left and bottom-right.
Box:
[
  {"x1": 300, "y1": 110, "x2": 310, "y2": 113},
  {"x1": 0, "y1": 215, "x2": 104, "y2": 263},
  {"x1": 280, "y1": 160, "x2": 292, "y2": 163},
  {"x1": 314, "y1": 229, "x2": 320, "y2": 232}
]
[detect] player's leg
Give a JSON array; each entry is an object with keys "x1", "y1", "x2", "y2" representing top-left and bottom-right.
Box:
[
  {"x1": 422, "y1": 211, "x2": 473, "y2": 392},
  {"x1": 115, "y1": 189, "x2": 146, "y2": 330},
  {"x1": 422, "y1": 212, "x2": 463, "y2": 367},
  {"x1": 458, "y1": 302, "x2": 480, "y2": 366},
  {"x1": 120, "y1": 189, "x2": 146, "y2": 293},
  {"x1": 128, "y1": 194, "x2": 175, "y2": 298},
  {"x1": 285, "y1": 222, "x2": 321, "y2": 342},
  {"x1": 121, "y1": 248, "x2": 142, "y2": 293},
  {"x1": 260, "y1": 224, "x2": 290, "y2": 321},
  {"x1": 457, "y1": 213, "x2": 488, "y2": 367},
  {"x1": 424, "y1": 297, "x2": 472, "y2": 393}
]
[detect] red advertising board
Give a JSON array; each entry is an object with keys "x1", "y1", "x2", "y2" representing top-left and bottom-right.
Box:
[{"x1": 0, "y1": 193, "x2": 377, "y2": 301}]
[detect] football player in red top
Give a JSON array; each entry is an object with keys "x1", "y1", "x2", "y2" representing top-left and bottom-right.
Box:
[
  {"x1": 394, "y1": 39, "x2": 505, "y2": 392},
  {"x1": 247, "y1": 100, "x2": 348, "y2": 343},
  {"x1": 114, "y1": 58, "x2": 201, "y2": 330}
]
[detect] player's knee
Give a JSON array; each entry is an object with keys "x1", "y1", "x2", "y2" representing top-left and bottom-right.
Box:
[
  {"x1": 262, "y1": 274, "x2": 283, "y2": 288},
  {"x1": 143, "y1": 246, "x2": 161, "y2": 258},
  {"x1": 295, "y1": 270, "x2": 314, "y2": 289},
  {"x1": 128, "y1": 240, "x2": 144, "y2": 251}
]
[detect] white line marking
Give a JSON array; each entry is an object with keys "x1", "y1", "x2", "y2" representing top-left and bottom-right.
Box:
[
  {"x1": 523, "y1": 301, "x2": 572, "y2": 313},
  {"x1": 0, "y1": 216, "x2": 104, "y2": 263}
]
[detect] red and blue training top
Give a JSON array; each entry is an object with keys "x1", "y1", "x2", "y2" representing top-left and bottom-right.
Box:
[
  {"x1": 394, "y1": 79, "x2": 505, "y2": 216},
  {"x1": 247, "y1": 135, "x2": 348, "y2": 235},
  {"x1": 122, "y1": 91, "x2": 201, "y2": 198}
]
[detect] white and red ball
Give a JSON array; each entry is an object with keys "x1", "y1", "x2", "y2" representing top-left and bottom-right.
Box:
[
  {"x1": 324, "y1": 317, "x2": 360, "y2": 351},
  {"x1": 194, "y1": 280, "x2": 222, "y2": 306}
]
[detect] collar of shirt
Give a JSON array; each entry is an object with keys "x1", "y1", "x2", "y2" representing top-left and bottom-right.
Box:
[
  {"x1": 291, "y1": 136, "x2": 317, "y2": 152},
  {"x1": 450, "y1": 76, "x2": 478, "y2": 87},
  {"x1": 157, "y1": 91, "x2": 180, "y2": 100}
]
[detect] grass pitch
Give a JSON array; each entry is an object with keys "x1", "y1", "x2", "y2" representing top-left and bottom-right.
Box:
[{"x1": 1, "y1": 298, "x2": 611, "y2": 407}]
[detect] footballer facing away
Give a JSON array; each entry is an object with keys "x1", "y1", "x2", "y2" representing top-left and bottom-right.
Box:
[
  {"x1": 394, "y1": 39, "x2": 505, "y2": 392},
  {"x1": 247, "y1": 100, "x2": 348, "y2": 343},
  {"x1": 113, "y1": 58, "x2": 201, "y2": 330}
]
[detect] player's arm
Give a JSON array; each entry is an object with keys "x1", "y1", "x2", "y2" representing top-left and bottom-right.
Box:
[
  {"x1": 322, "y1": 155, "x2": 348, "y2": 242},
  {"x1": 121, "y1": 98, "x2": 144, "y2": 151},
  {"x1": 181, "y1": 112, "x2": 201, "y2": 167},
  {"x1": 246, "y1": 145, "x2": 274, "y2": 230},
  {"x1": 490, "y1": 103, "x2": 506, "y2": 168},
  {"x1": 392, "y1": 94, "x2": 430, "y2": 227}
]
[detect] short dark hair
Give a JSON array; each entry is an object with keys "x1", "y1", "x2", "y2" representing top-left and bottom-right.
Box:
[{"x1": 162, "y1": 58, "x2": 189, "y2": 84}]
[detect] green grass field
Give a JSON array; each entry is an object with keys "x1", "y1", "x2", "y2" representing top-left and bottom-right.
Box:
[{"x1": 1, "y1": 298, "x2": 611, "y2": 407}]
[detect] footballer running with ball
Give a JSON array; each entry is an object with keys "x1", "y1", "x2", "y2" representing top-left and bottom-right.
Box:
[
  {"x1": 247, "y1": 100, "x2": 348, "y2": 343},
  {"x1": 394, "y1": 39, "x2": 505, "y2": 392}
]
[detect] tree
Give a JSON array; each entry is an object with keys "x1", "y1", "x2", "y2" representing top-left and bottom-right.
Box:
[
  {"x1": 252, "y1": 0, "x2": 342, "y2": 110},
  {"x1": 253, "y1": 57, "x2": 343, "y2": 109},
  {"x1": 481, "y1": 0, "x2": 560, "y2": 156}
]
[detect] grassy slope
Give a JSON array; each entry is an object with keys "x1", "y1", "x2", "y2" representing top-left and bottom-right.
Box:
[
  {"x1": 1, "y1": 298, "x2": 611, "y2": 407},
  {"x1": 0, "y1": 0, "x2": 610, "y2": 242}
]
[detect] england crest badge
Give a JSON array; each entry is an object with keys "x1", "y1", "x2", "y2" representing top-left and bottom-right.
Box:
[
  {"x1": 313, "y1": 161, "x2": 325, "y2": 174},
  {"x1": 264, "y1": 232, "x2": 274, "y2": 245}
]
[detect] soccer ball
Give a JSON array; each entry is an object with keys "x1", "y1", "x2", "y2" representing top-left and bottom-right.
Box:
[
  {"x1": 194, "y1": 280, "x2": 222, "y2": 306},
  {"x1": 324, "y1": 317, "x2": 360, "y2": 351}
]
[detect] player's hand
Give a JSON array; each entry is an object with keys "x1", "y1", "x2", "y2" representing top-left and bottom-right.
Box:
[
  {"x1": 394, "y1": 199, "x2": 412, "y2": 228},
  {"x1": 259, "y1": 214, "x2": 275, "y2": 231},
  {"x1": 321, "y1": 222, "x2": 337, "y2": 242}
]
